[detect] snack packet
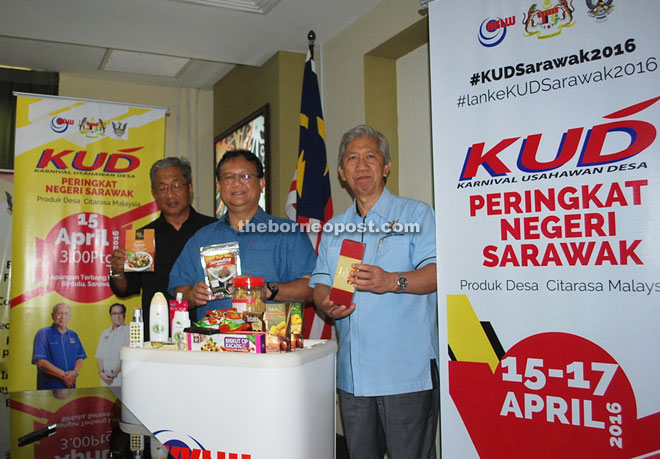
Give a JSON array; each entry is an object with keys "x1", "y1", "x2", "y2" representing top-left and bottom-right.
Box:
[
  {"x1": 200, "y1": 242, "x2": 241, "y2": 300},
  {"x1": 195, "y1": 309, "x2": 250, "y2": 333},
  {"x1": 124, "y1": 228, "x2": 155, "y2": 272},
  {"x1": 217, "y1": 308, "x2": 251, "y2": 333}
]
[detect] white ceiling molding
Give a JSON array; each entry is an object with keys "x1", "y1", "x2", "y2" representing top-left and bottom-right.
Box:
[
  {"x1": 101, "y1": 49, "x2": 191, "y2": 77},
  {"x1": 166, "y1": 0, "x2": 282, "y2": 14}
]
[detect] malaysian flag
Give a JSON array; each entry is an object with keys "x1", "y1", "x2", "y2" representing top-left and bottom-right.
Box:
[{"x1": 286, "y1": 45, "x2": 334, "y2": 340}]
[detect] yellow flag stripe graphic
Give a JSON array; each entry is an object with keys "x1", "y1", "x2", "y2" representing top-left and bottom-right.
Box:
[
  {"x1": 447, "y1": 294, "x2": 500, "y2": 373},
  {"x1": 296, "y1": 150, "x2": 306, "y2": 197},
  {"x1": 317, "y1": 116, "x2": 325, "y2": 141}
]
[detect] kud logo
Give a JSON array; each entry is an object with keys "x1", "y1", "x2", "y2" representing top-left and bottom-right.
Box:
[
  {"x1": 478, "y1": 16, "x2": 516, "y2": 48},
  {"x1": 50, "y1": 116, "x2": 75, "y2": 133}
]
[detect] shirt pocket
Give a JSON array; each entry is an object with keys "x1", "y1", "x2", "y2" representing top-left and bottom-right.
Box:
[{"x1": 374, "y1": 234, "x2": 412, "y2": 272}]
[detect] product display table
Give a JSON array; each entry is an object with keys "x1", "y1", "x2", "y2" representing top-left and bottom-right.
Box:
[{"x1": 120, "y1": 339, "x2": 337, "y2": 459}]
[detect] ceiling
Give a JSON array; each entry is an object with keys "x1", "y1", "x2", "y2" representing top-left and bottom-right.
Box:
[{"x1": 0, "y1": 0, "x2": 389, "y2": 89}]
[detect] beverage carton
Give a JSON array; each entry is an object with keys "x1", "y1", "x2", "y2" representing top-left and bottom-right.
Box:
[
  {"x1": 288, "y1": 302, "x2": 304, "y2": 351},
  {"x1": 265, "y1": 303, "x2": 289, "y2": 353}
]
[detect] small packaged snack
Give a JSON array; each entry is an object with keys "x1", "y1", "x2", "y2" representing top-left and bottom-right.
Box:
[
  {"x1": 217, "y1": 309, "x2": 251, "y2": 333},
  {"x1": 200, "y1": 242, "x2": 241, "y2": 300},
  {"x1": 245, "y1": 311, "x2": 266, "y2": 332},
  {"x1": 124, "y1": 228, "x2": 155, "y2": 272}
]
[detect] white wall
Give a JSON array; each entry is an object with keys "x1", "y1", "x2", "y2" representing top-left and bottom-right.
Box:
[
  {"x1": 321, "y1": 0, "x2": 426, "y2": 213},
  {"x1": 397, "y1": 43, "x2": 433, "y2": 206}
]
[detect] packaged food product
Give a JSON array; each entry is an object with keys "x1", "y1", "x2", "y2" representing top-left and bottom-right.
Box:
[
  {"x1": 288, "y1": 302, "x2": 304, "y2": 351},
  {"x1": 245, "y1": 311, "x2": 266, "y2": 332},
  {"x1": 198, "y1": 308, "x2": 250, "y2": 333},
  {"x1": 330, "y1": 239, "x2": 366, "y2": 306},
  {"x1": 195, "y1": 316, "x2": 220, "y2": 328},
  {"x1": 232, "y1": 276, "x2": 266, "y2": 313},
  {"x1": 200, "y1": 242, "x2": 241, "y2": 299},
  {"x1": 218, "y1": 315, "x2": 250, "y2": 334},
  {"x1": 186, "y1": 331, "x2": 266, "y2": 353},
  {"x1": 265, "y1": 303, "x2": 290, "y2": 353},
  {"x1": 124, "y1": 228, "x2": 155, "y2": 272},
  {"x1": 217, "y1": 332, "x2": 266, "y2": 353}
]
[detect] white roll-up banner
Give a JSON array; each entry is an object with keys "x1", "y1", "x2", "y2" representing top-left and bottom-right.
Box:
[{"x1": 429, "y1": 1, "x2": 660, "y2": 457}]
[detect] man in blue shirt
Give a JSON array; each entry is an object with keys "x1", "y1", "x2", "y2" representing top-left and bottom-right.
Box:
[
  {"x1": 169, "y1": 150, "x2": 316, "y2": 319},
  {"x1": 311, "y1": 125, "x2": 438, "y2": 459},
  {"x1": 33, "y1": 302, "x2": 87, "y2": 390}
]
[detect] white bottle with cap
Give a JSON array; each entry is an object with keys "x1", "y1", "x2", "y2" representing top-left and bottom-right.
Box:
[{"x1": 149, "y1": 292, "x2": 169, "y2": 343}]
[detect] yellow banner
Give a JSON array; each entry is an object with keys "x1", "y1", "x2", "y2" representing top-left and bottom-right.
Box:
[{"x1": 9, "y1": 94, "x2": 166, "y2": 391}]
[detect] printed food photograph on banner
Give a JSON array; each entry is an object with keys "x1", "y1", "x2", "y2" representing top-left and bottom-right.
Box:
[
  {"x1": 429, "y1": 1, "x2": 660, "y2": 457},
  {"x1": 9, "y1": 94, "x2": 166, "y2": 392},
  {"x1": 214, "y1": 104, "x2": 269, "y2": 217}
]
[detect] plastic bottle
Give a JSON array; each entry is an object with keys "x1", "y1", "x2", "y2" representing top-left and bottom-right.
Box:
[
  {"x1": 149, "y1": 292, "x2": 169, "y2": 343},
  {"x1": 129, "y1": 308, "x2": 144, "y2": 348},
  {"x1": 170, "y1": 292, "x2": 190, "y2": 346}
]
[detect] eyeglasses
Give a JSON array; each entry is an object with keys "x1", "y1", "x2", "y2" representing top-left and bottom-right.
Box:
[
  {"x1": 154, "y1": 181, "x2": 189, "y2": 194},
  {"x1": 219, "y1": 173, "x2": 257, "y2": 185},
  {"x1": 111, "y1": 312, "x2": 125, "y2": 316}
]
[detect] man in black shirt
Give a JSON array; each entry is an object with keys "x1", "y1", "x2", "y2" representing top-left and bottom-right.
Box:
[{"x1": 108, "y1": 157, "x2": 215, "y2": 339}]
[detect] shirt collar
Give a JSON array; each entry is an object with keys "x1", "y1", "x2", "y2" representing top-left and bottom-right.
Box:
[
  {"x1": 50, "y1": 324, "x2": 68, "y2": 334},
  {"x1": 152, "y1": 206, "x2": 199, "y2": 229},
  {"x1": 219, "y1": 207, "x2": 268, "y2": 229},
  {"x1": 353, "y1": 187, "x2": 393, "y2": 220}
]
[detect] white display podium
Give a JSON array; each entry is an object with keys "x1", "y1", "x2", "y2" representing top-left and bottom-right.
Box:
[{"x1": 120, "y1": 339, "x2": 337, "y2": 459}]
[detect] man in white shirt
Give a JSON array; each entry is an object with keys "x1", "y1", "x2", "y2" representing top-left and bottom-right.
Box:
[{"x1": 95, "y1": 303, "x2": 129, "y2": 386}]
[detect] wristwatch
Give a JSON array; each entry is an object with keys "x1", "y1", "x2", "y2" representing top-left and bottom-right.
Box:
[
  {"x1": 396, "y1": 272, "x2": 408, "y2": 292},
  {"x1": 267, "y1": 282, "x2": 279, "y2": 301}
]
